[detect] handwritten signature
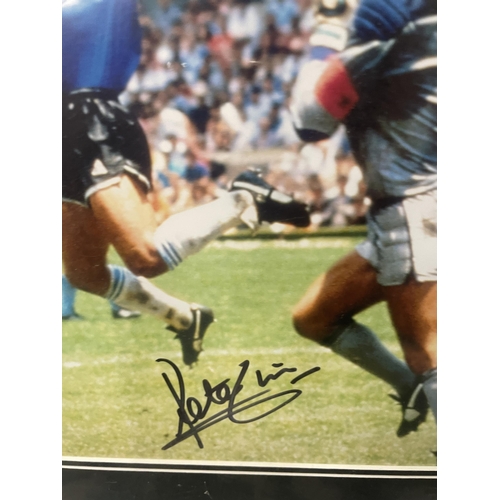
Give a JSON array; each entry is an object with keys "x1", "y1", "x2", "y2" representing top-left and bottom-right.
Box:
[{"x1": 156, "y1": 358, "x2": 321, "y2": 450}]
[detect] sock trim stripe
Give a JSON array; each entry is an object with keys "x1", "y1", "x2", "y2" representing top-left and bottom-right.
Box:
[
  {"x1": 113, "y1": 270, "x2": 126, "y2": 301},
  {"x1": 166, "y1": 243, "x2": 181, "y2": 267},
  {"x1": 166, "y1": 243, "x2": 181, "y2": 266},
  {"x1": 156, "y1": 244, "x2": 176, "y2": 270},
  {"x1": 109, "y1": 269, "x2": 120, "y2": 301},
  {"x1": 156, "y1": 242, "x2": 183, "y2": 271},
  {"x1": 107, "y1": 266, "x2": 119, "y2": 300},
  {"x1": 168, "y1": 242, "x2": 183, "y2": 266},
  {"x1": 107, "y1": 266, "x2": 125, "y2": 302}
]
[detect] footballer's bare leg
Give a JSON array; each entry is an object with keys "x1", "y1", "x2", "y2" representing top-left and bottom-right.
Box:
[
  {"x1": 89, "y1": 169, "x2": 310, "y2": 279},
  {"x1": 292, "y1": 251, "x2": 417, "y2": 396},
  {"x1": 385, "y1": 279, "x2": 437, "y2": 421},
  {"x1": 91, "y1": 173, "x2": 257, "y2": 275},
  {"x1": 63, "y1": 193, "x2": 198, "y2": 332},
  {"x1": 62, "y1": 201, "x2": 111, "y2": 296},
  {"x1": 292, "y1": 251, "x2": 383, "y2": 342},
  {"x1": 62, "y1": 197, "x2": 211, "y2": 366},
  {"x1": 89, "y1": 174, "x2": 168, "y2": 278},
  {"x1": 384, "y1": 280, "x2": 437, "y2": 374}
]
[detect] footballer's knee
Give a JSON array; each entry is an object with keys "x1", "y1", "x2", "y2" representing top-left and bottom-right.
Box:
[
  {"x1": 292, "y1": 304, "x2": 314, "y2": 339},
  {"x1": 292, "y1": 313, "x2": 310, "y2": 339},
  {"x1": 292, "y1": 307, "x2": 332, "y2": 343},
  {"x1": 292, "y1": 305, "x2": 353, "y2": 344},
  {"x1": 121, "y1": 242, "x2": 168, "y2": 278}
]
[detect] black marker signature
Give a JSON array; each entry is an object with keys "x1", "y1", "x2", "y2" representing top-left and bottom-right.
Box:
[{"x1": 156, "y1": 358, "x2": 320, "y2": 450}]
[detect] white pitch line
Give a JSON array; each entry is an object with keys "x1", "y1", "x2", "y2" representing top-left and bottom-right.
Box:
[
  {"x1": 209, "y1": 238, "x2": 355, "y2": 251},
  {"x1": 62, "y1": 346, "x2": 328, "y2": 369},
  {"x1": 206, "y1": 345, "x2": 326, "y2": 356}
]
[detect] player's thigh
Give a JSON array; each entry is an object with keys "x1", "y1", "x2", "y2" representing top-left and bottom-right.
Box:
[
  {"x1": 384, "y1": 279, "x2": 437, "y2": 373},
  {"x1": 62, "y1": 201, "x2": 110, "y2": 295},
  {"x1": 292, "y1": 250, "x2": 384, "y2": 341},
  {"x1": 89, "y1": 174, "x2": 167, "y2": 277}
]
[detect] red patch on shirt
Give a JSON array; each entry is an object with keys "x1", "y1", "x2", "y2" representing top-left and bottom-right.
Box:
[{"x1": 315, "y1": 57, "x2": 359, "y2": 120}]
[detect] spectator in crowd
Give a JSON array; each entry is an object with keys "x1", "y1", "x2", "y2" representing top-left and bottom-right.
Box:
[
  {"x1": 226, "y1": 0, "x2": 265, "y2": 45},
  {"x1": 148, "y1": 0, "x2": 183, "y2": 34},
  {"x1": 265, "y1": 0, "x2": 300, "y2": 34},
  {"x1": 184, "y1": 149, "x2": 210, "y2": 183},
  {"x1": 244, "y1": 85, "x2": 269, "y2": 124},
  {"x1": 207, "y1": 13, "x2": 234, "y2": 69}
]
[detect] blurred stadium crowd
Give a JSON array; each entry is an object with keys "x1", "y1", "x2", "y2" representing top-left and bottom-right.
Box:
[{"x1": 123, "y1": 0, "x2": 368, "y2": 229}]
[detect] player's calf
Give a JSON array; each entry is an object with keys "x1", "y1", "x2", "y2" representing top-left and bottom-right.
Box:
[
  {"x1": 293, "y1": 308, "x2": 419, "y2": 408},
  {"x1": 119, "y1": 241, "x2": 168, "y2": 278},
  {"x1": 64, "y1": 264, "x2": 111, "y2": 297},
  {"x1": 153, "y1": 190, "x2": 256, "y2": 270},
  {"x1": 153, "y1": 171, "x2": 310, "y2": 276}
]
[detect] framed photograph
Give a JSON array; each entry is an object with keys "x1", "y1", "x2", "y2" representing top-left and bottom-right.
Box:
[{"x1": 62, "y1": 1, "x2": 437, "y2": 498}]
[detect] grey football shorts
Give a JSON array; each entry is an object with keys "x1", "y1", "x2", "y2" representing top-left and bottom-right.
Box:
[{"x1": 356, "y1": 190, "x2": 437, "y2": 286}]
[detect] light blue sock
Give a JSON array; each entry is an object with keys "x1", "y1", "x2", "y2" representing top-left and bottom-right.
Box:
[
  {"x1": 62, "y1": 275, "x2": 76, "y2": 318},
  {"x1": 323, "y1": 319, "x2": 416, "y2": 397}
]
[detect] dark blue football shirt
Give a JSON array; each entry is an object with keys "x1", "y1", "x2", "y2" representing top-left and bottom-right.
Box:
[{"x1": 62, "y1": 0, "x2": 142, "y2": 93}]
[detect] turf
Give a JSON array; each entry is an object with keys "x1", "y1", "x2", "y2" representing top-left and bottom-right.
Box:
[{"x1": 62, "y1": 236, "x2": 436, "y2": 466}]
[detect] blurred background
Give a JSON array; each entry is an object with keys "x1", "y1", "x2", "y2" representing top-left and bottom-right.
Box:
[{"x1": 125, "y1": 0, "x2": 367, "y2": 232}]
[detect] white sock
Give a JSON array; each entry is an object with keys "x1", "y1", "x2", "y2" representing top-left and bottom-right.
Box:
[
  {"x1": 154, "y1": 190, "x2": 256, "y2": 270},
  {"x1": 105, "y1": 265, "x2": 193, "y2": 330}
]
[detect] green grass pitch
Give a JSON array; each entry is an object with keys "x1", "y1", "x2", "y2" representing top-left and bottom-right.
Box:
[{"x1": 62, "y1": 236, "x2": 436, "y2": 467}]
